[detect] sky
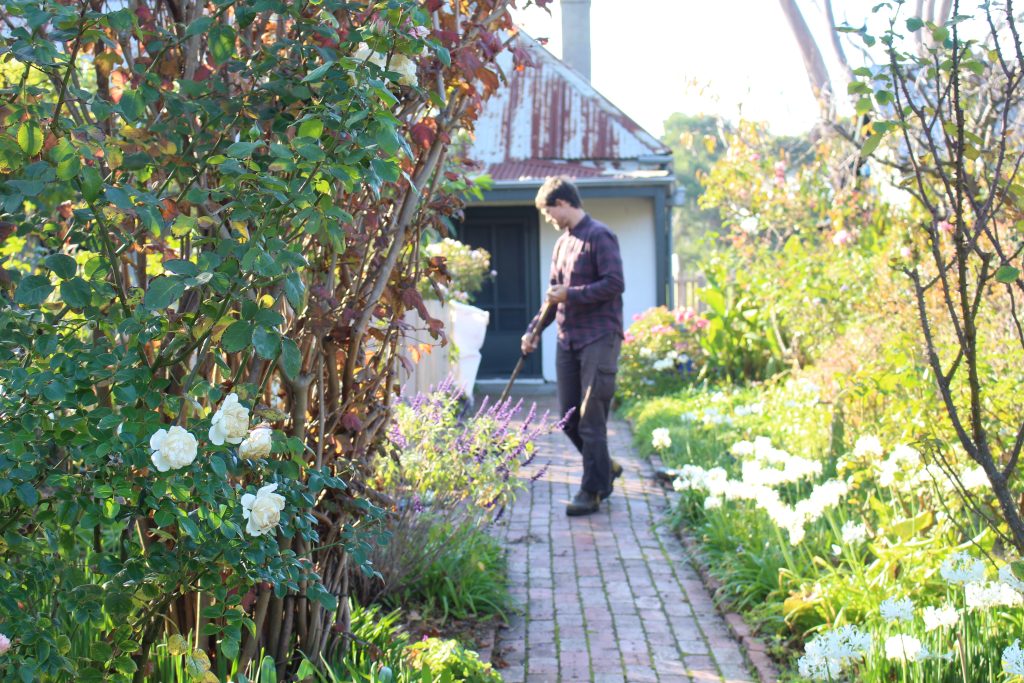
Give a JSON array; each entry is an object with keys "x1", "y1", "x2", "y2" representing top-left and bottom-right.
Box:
[{"x1": 510, "y1": 0, "x2": 880, "y2": 138}]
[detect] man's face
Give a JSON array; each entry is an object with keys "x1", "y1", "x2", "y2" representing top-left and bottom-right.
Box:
[{"x1": 538, "y1": 199, "x2": 573, "y2": 231}]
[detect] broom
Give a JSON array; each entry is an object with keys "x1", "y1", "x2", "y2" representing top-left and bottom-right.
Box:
[{"x1": 498, "y1": 299, "x2": 552, "y2": 404}]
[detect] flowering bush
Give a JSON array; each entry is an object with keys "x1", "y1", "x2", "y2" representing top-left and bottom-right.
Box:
[
  {"x1": 627, "y1": 377, "x2": 1024, "y2": 681},
  {"x1": 349, "y1": 381, "x2": 554, "y2": 616},
  {"x1": 420, "y1": 238, "x2": 495, "y2": 304},
  {"x1": 617, "y1": 306, "x2": 708, "y2": 403},
  {"x1": 0, "y1": 0, "x2": 534, "y2": 679},
  {"x1": 378, "y1": 379, "x2": 554, "y2": 515}
]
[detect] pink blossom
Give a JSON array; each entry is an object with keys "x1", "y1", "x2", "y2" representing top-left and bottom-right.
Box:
[
  {"x1": 694, "y1": 318, "x2": 709, "y2": 330},
  {"x1": 774, "y1": 161, "x2": 786, "y2": 186},
  {"x1": 0, "y1": 633, "x2": 10, "y2": 655},
  {"x1": 632, "y1": 313, "x2": 643, "y2": 322},
  {"x1": 624, "y1": 332, "x2": 635, "y2": 343},
  {"x1": 938, "y1": 220, "x2": 954, "y2": 235},
  {"x1": 674, "y1": 307, "x2": 696, "y2": 324},
  {"x1": 899, "y1": 246, "x2": 913, "y2": 260},
  {"x1": 751, "y1": 152, "x2": 761, "y2": 161},
  {"x1": 650, "y1": 325, "x2": 671, "y2": 336},
  {"x1": 832, "y1": 229, "x2": 854, "y2": 247}
]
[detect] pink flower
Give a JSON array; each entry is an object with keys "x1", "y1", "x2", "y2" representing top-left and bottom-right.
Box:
[
  {"x1": 624, "y1": 332, "x2": 635, "y2": 344},
  {"x1": 674, "y1": 308, "x2": 696, "y2": 324},
  {"x1": 695, "y1": 318, "x2": 709, "y2": 330},
  {"x1": 632, "y1": 313, "x2": 643, "y2": 322},
  {"x1": 938, "y1": 220, "x2": 954, "y2": 235},
  {"x1": 0, "y1": 633, "x2": 10, "y2": 655},
  {"x1": 751, "y1": 152, "x2": 761, "y2": 161},
  {"x1": 899, "y1": 246, "x2": 913, "y2": 260},
  {"x1": 832, "y1": 229, "x2": 853, "y2": 247}
]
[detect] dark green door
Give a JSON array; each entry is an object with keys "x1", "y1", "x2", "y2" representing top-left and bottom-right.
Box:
[{"x1": 459, "y1": 206, "x2": 541, "y2": 378}]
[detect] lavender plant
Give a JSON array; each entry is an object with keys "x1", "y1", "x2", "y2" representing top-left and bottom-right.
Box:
[{"x1": 378, "y1": 378, "x2": 555, "y2": 517}]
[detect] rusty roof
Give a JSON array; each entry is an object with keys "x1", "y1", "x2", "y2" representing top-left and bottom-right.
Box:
[{"x1": 469, "y1": 31, "x2": 672, "y2": 178}]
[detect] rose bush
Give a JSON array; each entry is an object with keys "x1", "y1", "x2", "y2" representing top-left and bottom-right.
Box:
[
  {"x1": 617, "y1": 306, "x2": 708, "y2": 404},
  {"x1": 0, "y1": 0, "x2": 538, "y2": 679}
]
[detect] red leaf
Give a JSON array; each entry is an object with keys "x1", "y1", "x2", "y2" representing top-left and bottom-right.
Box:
[
  {"x1": 411, "y1": 121, "x2": 435, "y2": 149},
  {"x1": 193, "y1": 63, "x2": 214, "y2": 82}
]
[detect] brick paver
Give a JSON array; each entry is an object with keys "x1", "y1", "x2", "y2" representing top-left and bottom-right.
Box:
[{"x1": 491, "y1": 392, "x2": 756, "y2": 683}]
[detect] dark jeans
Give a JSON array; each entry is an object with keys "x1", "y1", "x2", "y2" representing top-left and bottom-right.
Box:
[{"x1": 556, "y1": 334, "x2": 622, "y2": 496}]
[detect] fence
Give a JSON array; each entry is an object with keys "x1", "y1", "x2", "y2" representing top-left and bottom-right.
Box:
[{"x1": 673, "y1": 271, "x2": 707, "y2": 312}]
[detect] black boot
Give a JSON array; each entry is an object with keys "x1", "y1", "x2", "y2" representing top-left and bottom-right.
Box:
[
  {"x1": 600, "y1": 459, "x2": 624, "y2": 501},
  {"x1": 566, "y1": 490, "x2": 601, "y2": 516}
]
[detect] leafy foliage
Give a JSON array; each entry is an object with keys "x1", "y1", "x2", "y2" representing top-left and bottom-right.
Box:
[
  {"x1": 0, "y1": 0, "x2": 534, "y2": 679},
  {"x1": 617, "y1": 305, "x2": 707, "y2": 404}
]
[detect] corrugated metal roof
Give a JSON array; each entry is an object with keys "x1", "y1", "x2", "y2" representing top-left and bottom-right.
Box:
[{"x1": 469, "y1": 31, "x2": 671, "y2": 171}]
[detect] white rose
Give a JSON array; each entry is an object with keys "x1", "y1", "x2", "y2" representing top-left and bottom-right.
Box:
[
  {"x1": 150, "y1": 426, "x2": 199, "y2": 472},
  {"x1": 209, "y1": 393, "x2": 249, "y2": 445},
  {"x1": 239, "y1": 427, "x2": 273, "y2": 460},
  {"x1": 390, "y1": 53, "x2": 418, "y2": 86},
  {"x1": 241, "y1": 483, "x2": 286, "y2": 537}
]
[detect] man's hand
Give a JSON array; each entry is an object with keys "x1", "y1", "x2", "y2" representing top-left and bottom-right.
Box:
[
  {"x1": 521, "y1": 333, "x2": 538, "y2": 355},
  {"x1": 546, "y1": 284, "x2": 568, "y2": 303}
]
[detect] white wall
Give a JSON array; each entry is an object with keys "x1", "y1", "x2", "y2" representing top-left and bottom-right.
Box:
[{"x1": 536, "y1": 197, "x2": 656, "y2": 381}]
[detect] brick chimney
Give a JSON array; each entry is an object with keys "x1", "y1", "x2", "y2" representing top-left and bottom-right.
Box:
[{"x1": 560, "y1": 0, "x2": 592, "y2": 81}]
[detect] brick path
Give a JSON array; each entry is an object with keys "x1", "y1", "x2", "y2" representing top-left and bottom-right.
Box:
[{"x1": 490, "y1": 393, "x2": 756, "y2": 683}]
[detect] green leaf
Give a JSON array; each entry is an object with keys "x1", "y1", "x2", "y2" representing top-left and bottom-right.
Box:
[
  {"x1": 210, "y1": 454, "x2": 227, "y2": 478},
  {"x1": 163, "y1": 259, "x2": 199, "y2": 276},
  {"x1": 80, "y1": 165, "x2": 102, "y2": 201},
  {"x1": 50, "y1": 138, "x2": 81, "y2": 179},
  {"x1": 302, "y1": 61, "x2": 335, "y2": 83},
  {"x1": 220, "y1": 634, "x2": 240, "y2": 661},
  {"x1": 185, "y1": 15, "x2": 214, "y2": 38},
  {"x1": 15, "y1": 275, "x2": 53, "y2": 306},
  {"x1": 995, "y1": 265, "x2": 1020, "y2": 284},
  {"x1": 284, "y1": 273, "x2": 305, "y2": 312},
  {"x1": 144, "y1": 276, "x2": 186, "y2": 310},
  {"x1": 16, "y1": 482, "x2": 38, "y2": 506},
  {"x1": 45, "y1": 253, "x2": 77, "y2": 279},
  {"x1": 372, "y1": 158, "x2": 400, "y2": 183},
  {"x1": 16, "y1": 121, "x2": 44, "y2": 156},
  {"x1": 279, "y1": 337, "x2": 301, "y2": 380},
  {"x1": 221, "y1": 321, "x2": 253, "y2": 353},
  {"x1": 209, "y1": 24, "x2": 236, "y2": 65},
  {"x1": 61, "y1": 277, "x2": 92, "y2": 308},
  {"x1": 297, "y1": 118, "x2": 324, "y2": 139},
  {"x1": 119, "y1": 89, "x2": 146, "y2": 122},
  {"x1": 906, "y1": 17, "x2": 924, "y2": 31},
  {"x1": 860, "y1": 131, "x2": 885, "y2": 158},
  {"x1": 226, "y1": 141, "x2": 261, "y2": 157},
  {"x1": 252, "y1": 326, "x2": 280, "y2": 360}
]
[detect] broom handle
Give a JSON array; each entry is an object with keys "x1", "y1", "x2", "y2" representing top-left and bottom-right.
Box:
[{"x1": 498, "y1": 299, "x2": 552, "y2": 403}]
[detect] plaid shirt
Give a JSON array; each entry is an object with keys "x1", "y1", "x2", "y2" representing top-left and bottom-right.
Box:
[{"x1": 529, "y1": 214, "x2": 625, "y2": 350}]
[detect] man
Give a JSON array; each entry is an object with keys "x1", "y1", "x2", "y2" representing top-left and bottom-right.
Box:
[{"x1": 521, "y1": 177, "x2": 625, "y2": 516}]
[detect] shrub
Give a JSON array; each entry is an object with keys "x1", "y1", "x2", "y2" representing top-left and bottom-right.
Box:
[
  {"x1": 405, "y1": 638, "x2": 501, "y2": 683},
  {"x1": 617, "y1": 306, "x2": 708, "y2": 404},
  {"x1": 0, "y1": 0, "x2": 534, "y2": 679},
  {"x1": 352, "y1": 383, "x2": 550, "y2": 619}
]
